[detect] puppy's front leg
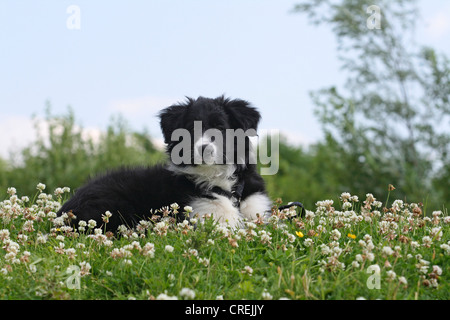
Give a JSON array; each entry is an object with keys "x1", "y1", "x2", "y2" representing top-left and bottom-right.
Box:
[
  {"x1": 189, "y1": 194, "x2": 243, "y2": 228},
  {"x1": 239, "y1": 192, "x2": 272, "y2": 222}
]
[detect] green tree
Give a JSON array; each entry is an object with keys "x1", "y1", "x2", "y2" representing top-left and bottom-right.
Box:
[
  {"x1": 293, "y1": 0, "x2": 449, "y2": 209},
  {"x1": 0, "y1": 104, "x2": 165, "y2": 199}
]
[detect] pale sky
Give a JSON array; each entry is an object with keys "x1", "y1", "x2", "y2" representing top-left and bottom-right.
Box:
[{"x1": 0, "y1": 0, "x2": 449, "y2": 158}]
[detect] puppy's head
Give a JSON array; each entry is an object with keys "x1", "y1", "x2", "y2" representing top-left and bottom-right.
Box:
[{"x1": 159, "y1": 96, "x2": 260, "y2": 169}]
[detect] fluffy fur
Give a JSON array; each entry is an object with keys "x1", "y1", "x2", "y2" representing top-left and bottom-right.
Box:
[{"x1": 57, "y1": 96, "x2": 272, "y2": 231}]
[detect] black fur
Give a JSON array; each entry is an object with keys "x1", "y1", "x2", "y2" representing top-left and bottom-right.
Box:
[{"x1": 57, "y1": 96, "x2": 268, "y2": 231}]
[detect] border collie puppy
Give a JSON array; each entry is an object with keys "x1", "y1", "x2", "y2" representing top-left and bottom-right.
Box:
[{"x1": 57, "y1": 96, "x2": 272, "y2": 231}]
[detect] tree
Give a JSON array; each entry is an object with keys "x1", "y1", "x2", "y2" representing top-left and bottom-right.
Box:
[
  {"x1": 0, "y1": 104, "x2": 165, "y2": 199},
  {"x1": 293, "y1": 0, "x2": 450, "y2": 209}
]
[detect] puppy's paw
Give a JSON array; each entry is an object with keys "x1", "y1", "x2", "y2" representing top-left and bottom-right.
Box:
[{"x1": 239, "y1": 192, "x2": 272, "y2": 222}]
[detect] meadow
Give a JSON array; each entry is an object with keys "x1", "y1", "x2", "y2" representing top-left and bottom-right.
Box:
[{"x1": 0, "y1": 183, "x2": 448, "y2": 300}]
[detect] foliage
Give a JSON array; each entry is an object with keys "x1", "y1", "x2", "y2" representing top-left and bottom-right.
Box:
[
  {"x1": 292, "y1": 0, "x2": 450, "y2": 210},
  {"x1": 0, "y1": 186, "x2": 447, "y2": 300},
  {"x1": 0, "y1": 104, "x2": 165, "y2": 200}
]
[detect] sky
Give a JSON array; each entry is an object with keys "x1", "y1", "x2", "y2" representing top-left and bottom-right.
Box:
[{"x1": 0, "y1": 0, "x2": 449, "y2": 158}]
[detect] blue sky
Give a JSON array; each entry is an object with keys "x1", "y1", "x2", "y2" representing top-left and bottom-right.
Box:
[{"x1": 0, "y1": 0, "x2": 449, "y2": 157}]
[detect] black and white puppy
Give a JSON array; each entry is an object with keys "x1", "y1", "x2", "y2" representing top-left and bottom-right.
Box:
[{"x1": 57, "y1": 96, "x2": 272, "y2": 231}]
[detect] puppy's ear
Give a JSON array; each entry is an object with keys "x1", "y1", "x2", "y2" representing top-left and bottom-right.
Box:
[
  {"x1": 220, "y1": 97, "x2": 261, "y2": 134},
  {"x1": 158, "y1": 101, "x2": 189, "y2": 144}
]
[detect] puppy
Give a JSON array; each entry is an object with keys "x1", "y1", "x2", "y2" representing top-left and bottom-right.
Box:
[{"x1": 57, "y1": 96, "x2": 272, "y2": 231}]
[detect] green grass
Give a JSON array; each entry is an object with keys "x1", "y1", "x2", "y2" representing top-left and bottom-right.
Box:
[{"x1": 0, "y1": 185, "x2": 448, "y2": 300}]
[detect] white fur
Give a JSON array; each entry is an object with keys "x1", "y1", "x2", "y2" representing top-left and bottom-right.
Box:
[
  {"x1": 168, "y1": 163, "x2": 236, "y2": 192},
  {"x1": 189, "y1": 193, "x2": 243, "y2": 228},
  {"x1": 239, "y1": 192, "x2": 272, "y2": 221}
]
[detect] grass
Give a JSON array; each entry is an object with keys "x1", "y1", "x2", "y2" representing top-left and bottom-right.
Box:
[{"x1": 0, "y1": 185, "x2": 448, "y2": 300}]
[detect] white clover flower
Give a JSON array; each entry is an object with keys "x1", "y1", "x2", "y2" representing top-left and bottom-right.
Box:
[
  {"x1": 342, "y1": 202, "x2": 353, "y2": 210},
  {"x1": 261, "y1": 289, "x2": 273, "y2": 300},
  {"x1": 432, "y1": 211, "x2": 442, "y2": 217},
  {"x1": 268, "y1": 215, "x2": 279, "y2": 224},
  {"x1": 422, "y1": 236, "x2": 432, "y2": 247},
  {"x1": 52, "y1": 217, "x2": 65, "y2": 227},
  {"x1": 88, "y1": 219, "x2": 97, "y2": 228},
  {"x1": 259, "y1": 230, "x2": 272, "y2": 244},
  {"x1": 7, "y1": 187, "x2": 17, "y2": 196},
  {"x1": 167, "y1": 274, "x2": 175, "y2": 281},
  {"x1": 242, "y1": 266, "x2": 253, "y2": 275},
  {"x1": 35, "y1": 234, "x2": 47, "y2": 244},
  {"x1": 179, "y1": 288, "x2": 196, "y2": 299},
  {"x1": 79, "y1": 261, "x2": 91, "y2": 276},
  {"x1": 382, "y1": 246, "x2": 394, "y2": 256},
  {"x1": 392, "y1": 200, "x2": 403, "y2": 210},
  {"x1": 198, "y1": 257, "x2": 210, "y2": 267},
  {"x1": 29, "y1": 264, "x2": 37, "y2": 273},
  {"x1": 432, "y1": 265, "x2": 442, "y2": 276},
  {"x1": 440, "y1": 243, "x2": 450, "y2": 255},
  {"x1": 410, "y1": 241, "x2": 419, "y2": 249},
  {"x1": 340, "y1": 192, "x2": 351, "y2": 201},
  {"x1": 156, "y1": 292, "x2": 178, "y2": 300},
  {"x1": 142, "y1": 242, "x2": 155, "y2": 257},
  {"x1": 123, "y1": 259, "x2": 133, "y2": 266},
  {"x1": 287, "y1": 233, "x2": 296, "y2": 243},
  {"x1": 430, "y1": 227, "x2": 443, "y2": 241},
  {"x1": 304, "y1": 238, "x2": 313, "y2": 247},
  {"x1": 65, "y1": 248, "x2": 76, "y2": 260},
  {"x1": 366, "y1": 252, "x2": 375, "y2": 261},
  {"x1": 0, "y1": 229, "x2": 10, "y2": 241},
  {"x1": 36, "y1": 183, "x2": 46, "y2": 192},
  {"x1": 183, "y1": 206, "x2": 193, "y2": 213},
  {"x1": 165, "y1": 245, "x2": 174, "y2": 253},
  {"x1": 386, "y1": 270, "x2": 396, "y2": 281},
  {"x1": 188, "y1": 248, "x2": 198, "y2": 257},
  {"x1": 305, "y1": 210, "x2": 315, "y2": 219},
  {"x1": 331, "y1": 229, "x2": 341, "y2": 240}
]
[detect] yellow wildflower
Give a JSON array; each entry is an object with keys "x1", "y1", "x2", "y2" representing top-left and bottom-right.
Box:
[
  {"x1": 296, "y1": 231, "x2": 304, "y2": 238},
  {"x1": 348, "y1": 233, "x2": 356, "y2": 239}
]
